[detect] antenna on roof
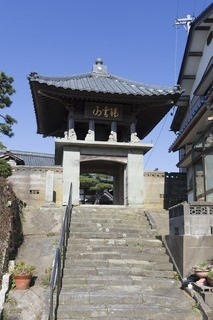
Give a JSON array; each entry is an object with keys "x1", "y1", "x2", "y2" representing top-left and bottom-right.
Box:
[{"x1": 174, "y1": 14, "x2": 195, "y2": 34}]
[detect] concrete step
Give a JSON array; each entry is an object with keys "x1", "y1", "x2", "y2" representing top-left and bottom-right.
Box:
[
  {"x1": 67, "y1": 237, "x2": 164, "y2": 248},
  {"x1": 61, "y1": 276, "x2": 180, "y2": 290},
  {"x1": 65, "y1": 251, "x2": 170, "y2": 263},
  {"x1": 56, "y1": 206, "x2": 201, "y2": 319},
  {"x1": 71, "y1": 213, "x2": 147, "y2": 220},
  {"x1": 71, "y1": 213, "x2": 149, "y2": 221},
  {"x1": 70, "y1": 229, "x2": 157, "y2": 239},
  {"x1": 66, "y1": 244, "x2": 166, "y2": 254},
  {"x1": 58, "y1": 287, "x2": 193, "y2": 307},
  {"x1": 57, "y1": 303, "x2": 201, "y2": 320},
  {"x1": 70, "y1": 223, "x2": 150, "y2": 232},
  {"x1": 64, "y1": 258, "x2": 174, "y2": 270},
  {"x1": 63, "y1": 266, "x2": 176, "y2": 278}
]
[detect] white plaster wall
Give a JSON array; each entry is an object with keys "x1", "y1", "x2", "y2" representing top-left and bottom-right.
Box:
[{"x1": 191, "y1": 27, "x2": 213, "y2": 97}]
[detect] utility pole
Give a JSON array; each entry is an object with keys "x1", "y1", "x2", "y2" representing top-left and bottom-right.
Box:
[{"x1": 174, "y1": 14, "x2": 194, "y2": 34}]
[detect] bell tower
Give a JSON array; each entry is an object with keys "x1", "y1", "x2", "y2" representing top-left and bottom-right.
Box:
[{"x1": 29, "y1": 59, "x2": 182, "y2": 206}]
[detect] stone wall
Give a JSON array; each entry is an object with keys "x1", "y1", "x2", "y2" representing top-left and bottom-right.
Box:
[
  {"x1": 144, "y1": 172, "x2": 165, "y2": 210},
  {"x1": 169, "y1": 202, "x2": 213, "y2": 236},
  {"x1": 167, "y1": 202, "x2": 213, "y2": 277},
  {"x1": 7, "y1": 167, "x2": 186, "y2": 209},
  {"x1": 8, "y1": 166, "x2": 63, "y2": 207},
  {"x1": 165, "y1": 235, "x2": 213, "y2": 277},
  {"x1": 144, "y1": 171, "x2": 187, "y2": 210}
]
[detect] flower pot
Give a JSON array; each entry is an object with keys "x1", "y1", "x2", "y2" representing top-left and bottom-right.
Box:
[
  {"x1": 14, "y1": 274, "x2": 32, "y2": 290},
  {"x1": 207, "y1": 277, "x2": 213, "y2": 287},
  {"x1": 193, "y1": 269, "x2": 209, "y2": 279}
]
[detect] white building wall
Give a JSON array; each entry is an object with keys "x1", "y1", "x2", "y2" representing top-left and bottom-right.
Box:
[{"x1": 191, "y1": 28, "x2": 213, "y2": 96}]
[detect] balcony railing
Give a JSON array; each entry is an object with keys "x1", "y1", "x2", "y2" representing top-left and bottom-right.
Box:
[
  {"x1": 179, "y1": 96, "x2": 205, "y2": 134},
  {"x1": 169, "y1": 201, "x2": 213, "y2": 219}
]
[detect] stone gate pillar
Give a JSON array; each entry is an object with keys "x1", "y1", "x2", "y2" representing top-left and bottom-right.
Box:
[
  {"x1": 45, "y1": 170, "x2": 54, "y2": 204},
  {"x1": 62, "y1": 146, "x2": 80, "y2": 205},
  {"x1": 127, "y1": 151, "x2": 144, "y2": 205}
]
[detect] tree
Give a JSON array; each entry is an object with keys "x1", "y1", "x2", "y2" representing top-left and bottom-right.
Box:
[
  {"x1": 80, "y1": 175, "x2": 98, "y2": 190},
  {"x1": 0, "y1": 159, "x2": 12, "y2": 178},
  {"x1": 80, "y1": 174, "x2": 113, "y2": 191},
  {"x1": 0, "y1": 72, "x2": 17, "y2": 149}
]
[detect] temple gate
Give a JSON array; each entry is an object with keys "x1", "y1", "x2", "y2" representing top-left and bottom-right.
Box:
[{"x1": 29, "y1": 58, "x2": 181, "y2": 205}]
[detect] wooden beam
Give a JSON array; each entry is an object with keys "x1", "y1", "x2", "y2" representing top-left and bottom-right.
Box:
[
  {"x1": 195, "y1": 26, "x2": 210, "y2": 31},
  {"x1": 182, "y1": 75, "x2": 196, "y2": 80},
  {"x1": 188, "y1": 51, "x2": 203, "y2": 57}
]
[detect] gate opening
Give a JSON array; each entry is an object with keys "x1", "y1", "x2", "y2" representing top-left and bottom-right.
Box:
[{"x1": 80, "y1": 173, "x2": 113, "y2": 204}]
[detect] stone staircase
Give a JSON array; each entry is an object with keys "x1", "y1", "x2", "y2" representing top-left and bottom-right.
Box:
[{"x1": 57, "y1": 206, "x2": 202, "y2": 319}]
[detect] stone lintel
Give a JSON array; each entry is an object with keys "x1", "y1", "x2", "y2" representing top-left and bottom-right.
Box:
[{"x1": 55, "y1": 138, "x2": 153, "y2": 154}]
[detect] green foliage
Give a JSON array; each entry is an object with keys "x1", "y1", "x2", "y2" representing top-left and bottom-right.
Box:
[
  {"x1": 0, "y1": 177, "x2": 23, "y2": 264},
  {"x1": 80, "y1": 175, "x2": 98, "y2": 189},
  {"x1": 0, "y1": 72, "x2": 15, "y2": 108},
  {"x1": 90, "y1": 182, "x2": 112, "y2": 191},
  {"x1": 195, "y1": 262, "x2": 209, "y2": 270},
  {"x1": 3, "y1": 297, "x2": 22, "y2": 318},
  {"x1": 207, "y1": 270, "x2": 213, "y2": 280},
  {"x1": 192, "y1": 302, "x2": 200, "y2": 312},
  {"x1": 0, "y1": 159, "x2": 12, "y2": 178},
  {"x1": 173, "y1": 272, "x2": 180, "y2": 280},
  {"x1": 42, "y1": 267, "x2": 52, "y2": 286},
  {"x1": 80, "y1": 174, "x2": 113, "y2": 191},
  {"x1": 12, "y1": 260, "x2": 35, "y2": 276},
  {"x1": 0, "y1": 72, "x2": 17, "y2": 146}
]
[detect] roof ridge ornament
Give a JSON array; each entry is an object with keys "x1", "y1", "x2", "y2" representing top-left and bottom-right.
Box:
[{"x1": 92, "y1": 58, "x2": 107, "y2": 74}]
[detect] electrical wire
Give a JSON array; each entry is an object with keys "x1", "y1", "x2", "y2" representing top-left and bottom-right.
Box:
[
  {"x1": 174, "y1": 0, "x2": 180, "y2": 84},
  {"x1": 193, "y1": 0, "x2": 197, "y2": 17},
  {"x1": 144, "y1": 113, "x2": 170, "y2": 169},
  {"x1": 176, "y1": 0, "x2": 179, "y2": 18},
  {"x1": 174, "y1": 25, "x2": 179, "y2": 84},
  {"x1": 145, "y1": 0, "x2": 180, "y2": 169}
]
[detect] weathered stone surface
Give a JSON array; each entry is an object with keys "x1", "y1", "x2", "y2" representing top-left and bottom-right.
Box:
[{"x1": 57, "y1": 206, "x2": 203, "y2": 319}]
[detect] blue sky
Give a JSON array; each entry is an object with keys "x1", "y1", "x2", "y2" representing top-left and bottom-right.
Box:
[{"x1": 1, "y1": 0, "x2": 212, "y2": 172}]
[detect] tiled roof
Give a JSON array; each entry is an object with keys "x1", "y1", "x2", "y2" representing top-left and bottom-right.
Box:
[
  {"x1": 28, "y1": 59, "x2": 182, "y2": 140},
  {"x1": 29, "y1": 59, "x2": 179, "y2": 97},
  {"x1": 0, "y1": 150, "x2": 54, "y2": 166}
]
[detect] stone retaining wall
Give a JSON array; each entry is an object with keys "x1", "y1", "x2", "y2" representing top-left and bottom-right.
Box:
[
  {"x1": 8, "y1": 166, "x2": 63, "y2": 207},
  {"x1": 7, "y1": 167, "x2": 186, "y2": 209}
]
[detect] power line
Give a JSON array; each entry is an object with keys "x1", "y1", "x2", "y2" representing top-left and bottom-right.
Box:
[
  {"x1": 176, "y1": 0, "x2": 179, "y2": 18},
  {"x1": 193, "y1": 0, "x2": 197, "y2": 17},
  {"x1": 174, "y1": 24, "x2": 179, "y2": 84},
  {"x1": 144, "y1": 113, "x2": 169, "y2": 169}
]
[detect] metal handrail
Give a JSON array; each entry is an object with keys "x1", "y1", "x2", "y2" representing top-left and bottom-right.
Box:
[{"x1": 48, "y1": 184, "x2": 72, "y2": 320}]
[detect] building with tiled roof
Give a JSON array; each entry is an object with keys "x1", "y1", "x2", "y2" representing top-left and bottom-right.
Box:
[
  {"x1": 169, "y1": 3, "x2": 213, "y2": 200},
  {"x1": 0, "y1": 150, "x2": 54, "y2": 166},
  {"x1": 167, "y1": 3, "x2": 213, "y2": 278},
  {"x1": 28, "y1": 58, "x2": 182, "y2": 206},
  {"x1": 28, "y1": 58, "x2": 182, "y2": 141}
]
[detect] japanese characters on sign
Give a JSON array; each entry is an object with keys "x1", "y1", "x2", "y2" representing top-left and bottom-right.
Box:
[{"x1": 85, "y1": 102, "x2": 123, "y2": 121}]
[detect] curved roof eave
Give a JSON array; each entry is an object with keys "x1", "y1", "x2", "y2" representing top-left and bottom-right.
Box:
[
  {"x1": 28, "y1": 71, "x2": 181, "y2": 98},
  {"x1": 28, "y1": 59, "x2": 183, "y2": 139}
]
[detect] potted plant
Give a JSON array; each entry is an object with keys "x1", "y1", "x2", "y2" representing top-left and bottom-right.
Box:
[
  {"x1": 193, "y1": 262, "x2": 211, "y2": 279},
  {"x1": 207, "y1": 270, "x2": 213, "y2": 287},
  {"x1": 12, "y1": 260, "x2": 35, "y2": 290}
]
